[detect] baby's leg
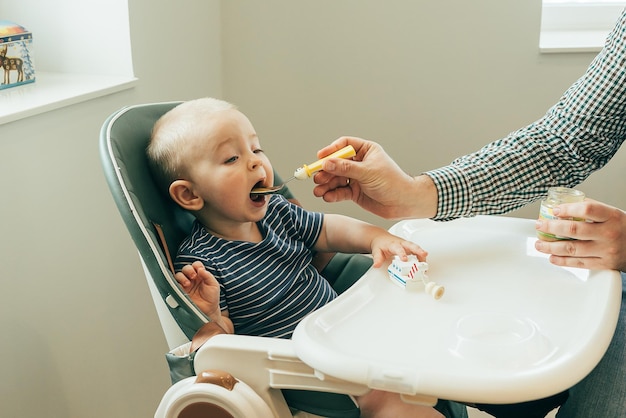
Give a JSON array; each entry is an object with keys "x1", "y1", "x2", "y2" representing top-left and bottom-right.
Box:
[{"x1": 357, "y1": 390, "x2": 444, "y2": 418}]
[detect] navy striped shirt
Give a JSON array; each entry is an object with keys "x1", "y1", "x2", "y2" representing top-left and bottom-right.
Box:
[
  {"x1": 175, "y1": 195, "x2": 337, "y2": 338},
  {"x1": 427, "y1": 9, "x2": 626, "y2": 221}
]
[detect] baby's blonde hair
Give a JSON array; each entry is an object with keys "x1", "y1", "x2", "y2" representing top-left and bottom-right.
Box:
[{"x1": 147, "y1": 97, "x2": 237, "y2": 196}]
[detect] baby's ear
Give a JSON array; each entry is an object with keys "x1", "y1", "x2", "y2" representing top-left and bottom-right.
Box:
[{"x1": 169, "y1": 180, "x2": 204, "y2": 211}]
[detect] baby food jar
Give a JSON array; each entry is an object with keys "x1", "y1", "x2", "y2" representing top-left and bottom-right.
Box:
[{"x1": 537, "y1": 187, "x2": 585, "y2": 241}]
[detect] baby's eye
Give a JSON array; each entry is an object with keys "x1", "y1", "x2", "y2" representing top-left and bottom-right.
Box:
[
  {"x1": 253, "y1": 148, "x2": 264, "y2": 155},
  {"x1": 224, "y1": 156, "x2": 238, "y2": 164}
]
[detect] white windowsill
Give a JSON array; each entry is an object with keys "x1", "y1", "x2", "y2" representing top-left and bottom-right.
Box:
[
  {"x1": 0, "y1": 72, "x2": 138, "y2": 125},
  {"x1": 540, "y1": 30, "x2": 606, "y2": 53}
]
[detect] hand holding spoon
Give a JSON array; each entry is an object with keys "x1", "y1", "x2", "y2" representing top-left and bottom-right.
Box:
[{"x1": 251, "y1": 145, "x2": 356, "y2": 195}]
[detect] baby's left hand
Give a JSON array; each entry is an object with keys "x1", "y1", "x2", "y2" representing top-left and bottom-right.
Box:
[{"x1": 370, "y1": 234, "x2": 428, "y2": 268}]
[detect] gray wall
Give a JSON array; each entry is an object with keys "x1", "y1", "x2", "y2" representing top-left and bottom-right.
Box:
[
  {"x1": 1, "y1": 1, "x2": 623, "y2": 417},
  {"x1": 221, "y1": 1, "x2": 626, "y2": 227}
]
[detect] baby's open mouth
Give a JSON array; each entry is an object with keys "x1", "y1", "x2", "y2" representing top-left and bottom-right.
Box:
[{"x1": 250, "y1": 181, "x2": 267, "y2": 202}]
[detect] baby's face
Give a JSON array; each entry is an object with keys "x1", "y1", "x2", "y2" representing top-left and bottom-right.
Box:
[{"x1": 184, "y1": 108, "x2": 274, "y2": 225}]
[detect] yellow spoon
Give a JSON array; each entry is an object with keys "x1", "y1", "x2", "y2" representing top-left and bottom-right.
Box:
[{"x1": 251, "y1": 145, "x2": 356, "y2": 195}]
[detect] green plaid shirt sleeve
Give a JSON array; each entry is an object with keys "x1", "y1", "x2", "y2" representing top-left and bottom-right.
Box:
[{"x1": 426, "y1": 9, "x2": 626, "y2": 221}]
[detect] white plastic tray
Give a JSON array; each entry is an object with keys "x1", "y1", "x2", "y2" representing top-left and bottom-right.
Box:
[{"x1": 293, "y1": 216, "x2": 622, "y2": 404}]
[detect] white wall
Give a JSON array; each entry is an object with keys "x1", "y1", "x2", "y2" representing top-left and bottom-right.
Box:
[
  {"x1": 0, "y1": 0, "x2": 134, "y2": 75},
  {"x1": 0, "y1": 0, "x2": 221, "y2": 417},
  {"x1": 221, "y1": 0, "x2": 626, "y2": 228},
  {"x1": 0, "y1": 1, "x2": 623, "y2": 417}
]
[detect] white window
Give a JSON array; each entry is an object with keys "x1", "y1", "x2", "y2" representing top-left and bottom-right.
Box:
[{"x1": 540, "y1": 0, "x2": 626, "y2": 53}]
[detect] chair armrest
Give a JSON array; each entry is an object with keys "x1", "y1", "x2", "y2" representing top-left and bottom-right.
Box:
[{"x1": 193, "y1": 334, "x2": 369, "y2": 414}]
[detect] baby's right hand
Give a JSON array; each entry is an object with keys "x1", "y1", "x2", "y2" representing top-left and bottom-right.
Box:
[{"x1": 175, "y1": 261, "x2": 222, "y2": 320}]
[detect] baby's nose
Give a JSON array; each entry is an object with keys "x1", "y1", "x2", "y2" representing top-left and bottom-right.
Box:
[{"x1": 248, "y1": 155, "x2": 263, "y2": 170}]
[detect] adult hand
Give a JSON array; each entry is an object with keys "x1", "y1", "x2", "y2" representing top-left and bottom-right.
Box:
[
  {"x1": 312, "y1": 136, "x2": 438, "y2": 219},
  {"x1": 535, "y1": 199, "x2": 626, "y2": 271}
]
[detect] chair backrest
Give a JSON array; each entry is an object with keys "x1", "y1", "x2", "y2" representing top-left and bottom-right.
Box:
[
  {"x1": 100, "y1": 102, "x2": 208, "y2": 340},
  {"x1": 100, "y1": 102, "x2": 298, "y2": 340}
]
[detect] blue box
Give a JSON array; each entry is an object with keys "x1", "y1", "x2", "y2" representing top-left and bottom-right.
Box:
[{"x1": 0, "y1": 20, "x2": 35, "y2": 90}]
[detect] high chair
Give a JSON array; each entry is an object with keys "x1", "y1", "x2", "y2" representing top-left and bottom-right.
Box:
[
  {"x1": 100, "y1": 102, "x2": 620, "y2": 418},
  {"x1": 99, "y1": 101, "x2": 380, "y2": 418}
]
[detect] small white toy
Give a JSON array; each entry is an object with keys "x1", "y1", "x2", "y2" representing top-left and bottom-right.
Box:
[{"x1": 388, "y1": 255, "x2": 445, "y2": 300}]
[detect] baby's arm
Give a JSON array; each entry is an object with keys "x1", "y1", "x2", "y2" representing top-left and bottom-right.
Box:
[
  {"x1": 175, "y1": 261, "x2": 234, "y2": 334},
  {"x1": 315, "y1": 214, "x2": 427, "y2": 267}
]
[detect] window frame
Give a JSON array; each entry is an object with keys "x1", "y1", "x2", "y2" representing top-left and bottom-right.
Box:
[{"x1": 540, "y1": 0, "x2": 626, "y2": 53}]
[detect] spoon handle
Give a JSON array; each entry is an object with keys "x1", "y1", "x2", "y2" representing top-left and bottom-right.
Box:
[{"x1": 295, "y1": 145, "x2": 356, "y2": 179}]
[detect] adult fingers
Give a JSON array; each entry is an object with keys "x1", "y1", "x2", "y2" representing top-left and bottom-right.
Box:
[
  {"x1": 535, "y1": 239, "x2": 618, "y2": 270},
  {"x1": 536, "y1": 218, "x2": 595, "y2": 241},
  {"x1": 320, "y1": 157, "x2": 366, "y2": 182},
  {"x1": 552, "y1": 199, "x2": 612, "y2": 223}
]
